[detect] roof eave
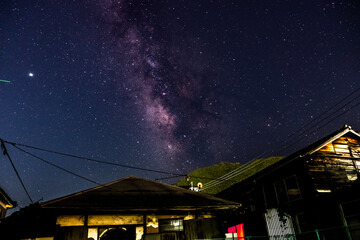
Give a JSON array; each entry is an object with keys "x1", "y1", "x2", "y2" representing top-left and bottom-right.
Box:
[
  {"x1": 0, "y1": 188, "x2": 16, "y2": 209},
  {"x1": 41, "y1": 205, "x2": 239, "y2": 212}
]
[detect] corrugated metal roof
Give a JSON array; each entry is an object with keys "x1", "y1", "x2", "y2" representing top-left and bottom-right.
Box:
[{"x1": 41, "y1": 176, "x2": 239, "y2": 211}]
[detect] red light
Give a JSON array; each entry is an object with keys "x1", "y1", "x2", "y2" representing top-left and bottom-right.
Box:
[{"x1": 228, "y1": 224, "x2": 245, "y2": 240}]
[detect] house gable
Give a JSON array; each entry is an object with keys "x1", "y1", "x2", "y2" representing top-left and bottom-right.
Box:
[{"x1": 308, "y1": 131, "x2": 360, "y2": 193}]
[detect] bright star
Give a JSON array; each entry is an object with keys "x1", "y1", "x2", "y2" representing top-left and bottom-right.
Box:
[{"x1": 28, "y1": 72, "x2": 34, "y2": 77}]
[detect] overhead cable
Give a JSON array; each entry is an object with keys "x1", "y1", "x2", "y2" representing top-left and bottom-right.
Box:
[
  {"x1": 276, "y1": 101, "x2": 360, "y2": 153},
  {"x1": 202, "y1": 87, "x2": 360, "y2": 190},
  {"x1": 3, "y1": 139, "x2": 223, "y2": 182},
  {"x1": 269, "y1": 89, "x2": 360, "y2": 156},
  {"x1": 1, "y1": 140, "x2": 33, "y2": 203},
  {"x1": 201, "y1": 152, "x2": 267, "y2": 190},
  {"x1": 278, "y1": 86, "x2": 360, "y2": 145},
  {"x1": 12, "y1": 145, "x2": 106, "y2": 187},
  {"x1": 4, "y1": 140, "x2": 186, "y2": 178}
]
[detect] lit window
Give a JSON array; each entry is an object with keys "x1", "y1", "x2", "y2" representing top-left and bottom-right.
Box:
[
  {"x1": 316, "y1": 189, "x2": 331, "y2": 193},
  {"x1": 346, "y1": 169, "x2": 358, "y2": 181},
  {"x1": 159, "y1": 219, "x2": 184, "y2": 232}
]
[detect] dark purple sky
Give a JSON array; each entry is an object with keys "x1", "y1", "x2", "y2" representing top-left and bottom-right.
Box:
[{"x1": 1, "y1": 0, "x2": 360, "y2": 209}]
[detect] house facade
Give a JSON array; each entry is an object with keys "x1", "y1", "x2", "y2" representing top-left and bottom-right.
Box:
[
  {"x1": 1, "y1": 176, "x2": 238, "y2": 240},
  {"x1": 218, "y1": 125, "x2": 360, "y2": 240}
]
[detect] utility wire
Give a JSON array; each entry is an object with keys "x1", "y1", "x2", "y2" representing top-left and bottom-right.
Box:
[
  {"x1": 1, "y1": 140, "x2": 33, "y2": 203},
  {"x1": 276, "y1": 101, "x2": 360, "y2": 154},
  {"x1": 3, "y1": 89, "x2": 359, "y2": 193},
  {"x1": 267, "y1": 87, "x2": 360, "y2": 157},
  {"x1": 278, "y1": 87, "x2": 360, "y2": 144},
  {"x1": 249, "y1": 102, "x2": 360, "y2": 184},
  {"x1": 3, "y1": 140, "x2": 186, "y2": 178},
  {"x1": 12, "y1": 144, "x2": 104, "y2": 188},
  {"x1": 269, "y1": 95, "x2": 360, "y2": 157},
  {"x1": 155, "y1": 175, "x2": 184, "y2": 181},
  {"x1": 202, "y1": 156, "x2": 269, "y2": 190},
  {"x1": 204, "y1": 100, "x2": 360, "y2": 190},
  {"x1": 202, "y1": 88, "x2": 360, "y2": 190},
  {"x1": 3, "y1": 139, "x2": 224, "y2": 183},
  {"x1": 9, "y1": 143, "x2": 215, "y2": 195},
  {"x1": 201, "y1": 152, "x2": 267, "y2": 190}
]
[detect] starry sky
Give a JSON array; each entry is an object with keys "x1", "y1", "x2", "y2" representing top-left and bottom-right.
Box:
[{"x1": 1, "y1": 0, "x2": 360, "y2": 209}]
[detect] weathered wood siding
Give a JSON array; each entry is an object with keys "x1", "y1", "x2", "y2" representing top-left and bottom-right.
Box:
[
  {"x1": 308, "y1": 135, "x2": 360, "y2": 191},
  {"x1": 184, "y1": 218, "x2": 221, "y2": 240},
  {"x1": 54, "y1": 227, "x2": 87, "y2": 240}
]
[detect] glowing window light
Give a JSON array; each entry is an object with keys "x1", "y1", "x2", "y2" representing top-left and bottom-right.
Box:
[
  {"x1": 136, "y1": 226, "x2": 144, "y2": 240},
  {"x1": 316, "y1": 189, "x2": 332, "y2": 193},
  {"x1": 88, "y1": 215, "x2": 143, "y2": 226},
  {"x1": 56, "y1": 215, "x2": 85, "y2": 226},
  {"x1": 172, "y1": 220, "x2": 181, "y2": 226},
  {"x1": 88, "y1": 228, "x2": 98, "y2": 240}
]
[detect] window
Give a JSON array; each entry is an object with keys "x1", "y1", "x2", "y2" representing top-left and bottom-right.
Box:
[
  {"x1": 346, "y1": 169, "x2": 358, "y2": 181},
  {"x1": 274, "y1": 175, "x2": 301, "y2": 204},
  {"x1": 274, "y1": 180, "x2": 288, "y2": 204},
  {"x1": 159, "y1": 219, "x2": 184, "y2": 232}
]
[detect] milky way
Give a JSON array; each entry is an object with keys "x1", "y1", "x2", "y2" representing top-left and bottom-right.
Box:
[
  {"x1": 96, "y1": 1, "x2": 228, "y2": 170},
  {"x1": 1, "y1": 0, "x2": 360, "y2": 208}
]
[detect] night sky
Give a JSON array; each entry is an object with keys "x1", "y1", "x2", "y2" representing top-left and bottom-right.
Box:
[{"x1": 1, "y1": 1, "x2": 360, "y2": 209}]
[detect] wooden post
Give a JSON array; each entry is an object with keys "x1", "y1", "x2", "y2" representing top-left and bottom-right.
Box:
[{"x1": 143, "y1": 214, "x2": 147, "y2": 236}]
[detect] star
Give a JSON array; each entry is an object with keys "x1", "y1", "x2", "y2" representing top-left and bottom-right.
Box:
[{"x1": 28, "y1": 72, "x2": 34, "y2": 77}]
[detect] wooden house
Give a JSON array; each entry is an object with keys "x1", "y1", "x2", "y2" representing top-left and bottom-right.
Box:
[
  {"x1": 1, "y1": 176, "x2": 238, "y2": 240},
  {"x1": 218, "y1": 125, "x2": 360, "y2": 240},
  {"x1": 0, "y1": 187, "x2": 15, "y2": 219}
]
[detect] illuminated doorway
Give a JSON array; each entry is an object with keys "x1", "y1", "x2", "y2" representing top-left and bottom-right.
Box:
[{"x1": 99, "y1": 226, "x2": 136, "y2": 240}]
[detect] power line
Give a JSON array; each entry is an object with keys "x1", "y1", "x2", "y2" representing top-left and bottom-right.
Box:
[
  {"x1": 155, "y1": 175, "x2": 184, "y2": 181},
  {"x1": 3, "y1": 139, "x2": 224, "y2": 183},
  {"x1": 277, "y1": 101, "x2": 360, "y2": 153},
  {"x1": 3, "y1": 140, "x2": 187, "y2": 178},
  {"x1": 202, "y1": 155, "x2": 271, "y2": 191},
  {"x1": 280, "y1": 87, "x2": 360, "y2": 143},
  {"x1": 201, "y1": 88, "x2": 360, "y2": 190},
  {"x1": 201, "y1": 152, "x2": 267, "y2": 190},
  {"x1": 270, "y1": 95, "x2": 360, "y2": 157},
  {"x1": 12, "y1": 144, "x2": 105, "y2": 188},
  {"x1": 267, "y1": 87, "x2": 360, "y2": 157},
  {"x1": 3, "y1": 88, "x2": 359, "y2": 194},
  {"x1": 7, "y1": 144, "x2": 219, "y2": 198},
  {"x1": 1, "y1": 140, "x2": 33, "y2": 203}
]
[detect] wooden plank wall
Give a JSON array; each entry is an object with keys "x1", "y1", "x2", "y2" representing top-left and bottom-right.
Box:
[
  {"x1": 54, "y1": 227, "x2": 87, "y2": 240},
  {"x1": 184, "y1": 218, "x2": 221, "y2": 240},
  {"x1": 308, "y1": 136, "x2": 360, "y2": 191}
]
